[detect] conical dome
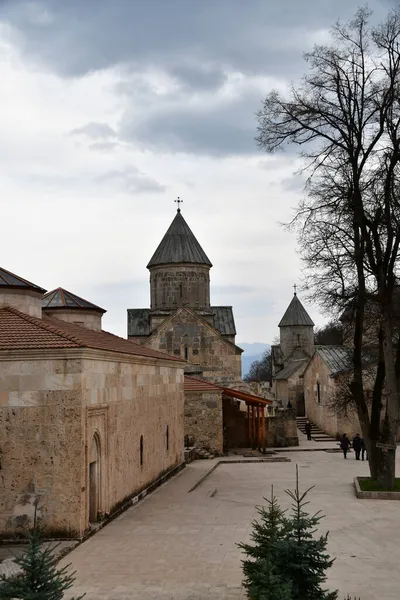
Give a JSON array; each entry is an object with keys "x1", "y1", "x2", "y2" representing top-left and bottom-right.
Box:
[
  {"x1": 147, "y1": 210, "x2": 212, "y2": 268},
  {"x1": 278, "y1": 293, "x2": 314, "y2": 327}
]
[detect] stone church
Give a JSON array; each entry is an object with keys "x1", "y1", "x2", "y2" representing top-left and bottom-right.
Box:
[
  {"x1": 0, "y1": 266, "x2": 185, "y2": 538},
  {"x1": 128, "y1": 208, "x2": 243, "y2": 385},
  {"x1": 272, "y1": 291, "x2": 315, "y2": 416}
]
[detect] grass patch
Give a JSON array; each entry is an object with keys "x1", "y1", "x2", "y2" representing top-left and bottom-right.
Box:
[{"x1": 359, "y1": 478, "x2": 400, "y2": 492}]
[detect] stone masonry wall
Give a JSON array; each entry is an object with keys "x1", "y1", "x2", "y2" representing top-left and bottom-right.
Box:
[
  {"x1": 150, "y1": 264, "x2": 211, "y2": 310},
  {"x1": 303, "y1": 353, "x2": 360, "y2": 438},
  {"x1": 265, "y1": 408, "x2": 299, "y2": 447},
  {"x1": 0, "y1": 356, "x2": 84, "y2": 538},
  {"x1": 280, "y1": 325, "x2": 314, "y2": 362},
  {"x1": 184, "y1": 390, "x2": 223, "y2": 454},
  {"x1": 81, "y1": 357, "x2": 184, "y2": 529},
  {"x1": 44, "y1": 310, "x2": 102, "y2": 331},
  {"x1": 145, "y1": 309, "x2": 241, "y2": 384},
  {"x1": 0, "y1": 351, "x2": 185, "y2": 539},
  {"x1": 0, "y1": 289, "x2": 43, "y2": 318}
]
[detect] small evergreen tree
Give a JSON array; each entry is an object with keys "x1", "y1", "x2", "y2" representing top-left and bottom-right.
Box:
[
  {"x1": 279, "y1": 466, "x2": 338, "y2": 600},
  {"x1": 239, "y1": 488, "x2": 292, "y2": 600},
  {"x1": 0, "y1": 511, "x2": 84, "y2": 600}
]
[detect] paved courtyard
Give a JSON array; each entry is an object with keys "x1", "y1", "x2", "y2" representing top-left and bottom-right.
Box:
[{"x1": 63, "y1": 451, "x2": 400, "y2": 600}]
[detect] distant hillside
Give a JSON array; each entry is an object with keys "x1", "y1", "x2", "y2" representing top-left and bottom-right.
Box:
[{"x1": 239, "y1": 343, "x2": 270, "y2": 377}]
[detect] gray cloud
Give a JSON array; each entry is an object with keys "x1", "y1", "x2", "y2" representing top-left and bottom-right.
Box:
[
  {"x1": 97, "y1": 167, "x2": 166, "y2": 194},
  {"x1": 120, "y1": 86, "x2": 264, "y2": 155},
  {"x1": 1, "y1": 1, "x2": 392, "y2": 79},
  {"x1": 70, "y1": 121, "x2": 117, "y2": 139}
]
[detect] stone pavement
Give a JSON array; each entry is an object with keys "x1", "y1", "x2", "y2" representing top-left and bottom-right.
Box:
[{"x1": 63, "y1": 451, "x2": 400, "y2": 600}]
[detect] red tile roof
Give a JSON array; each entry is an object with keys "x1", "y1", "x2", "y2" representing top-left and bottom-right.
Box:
[
  {"x1": 184, "y1": 376, "x2": 221, "y2": 392},
  {"x1": 184, "y1": 376, "x2": 272, "y2": 405},
  {"x1": 0, "y1": 307, "x2": 181, "y2": 362}
]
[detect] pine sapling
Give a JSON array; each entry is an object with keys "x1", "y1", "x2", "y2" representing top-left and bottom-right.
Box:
[
  {"x1": 0, "y1": 509, "x2": 85, "y2": 600},
  {"x1": 239, "y1": 487, "x2": 292, "y2": 600},
  {"x1": 280, "y1": 465, "x2": 338, "y2": 600}
]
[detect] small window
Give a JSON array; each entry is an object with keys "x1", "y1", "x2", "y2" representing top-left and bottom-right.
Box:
[
  {"x1": 317, "y1": 381, "x2": 321, "y2": 404},
  {"x1": 166, "y1": 425, "x2": 169, "y2": 452},
  {"x1": 184, "y1": 346, "x2": 189, "y2": 360},
  {"x1": 297, "y1": 333, "x2": 301, "y2": 345},
  {"x1": 74, "y1": 321, "x2": 84, "y2": 326},
  {"x1": 140, "y1": 435, "x2": 144, "y2": 467}
]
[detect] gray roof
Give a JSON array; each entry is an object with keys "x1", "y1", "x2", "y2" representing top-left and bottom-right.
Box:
[
  {"x1": 315, "y1": 345, "x2": 352, "y2": 375},
  {"x1": 273, "y1": 359, "x2": 308, "y2": 380},
  {"x1": 43, "y1": 288, "x2": 106, "y2": 313},
  {"x1": 212, "y1": 306, "x2": 236, "y2": 335},
  {"x1": 127, "y1": 306, "x2": 236, "y2": 337},
  {"x1": 278, "y1": 294, "x2": 314, "y2": 327},
  {"x1": 147, "y1": 210, "x2": 212, "y2": 268},
  {"x1": 0, "y1": 267, "x2": 46, "y2": 293}
]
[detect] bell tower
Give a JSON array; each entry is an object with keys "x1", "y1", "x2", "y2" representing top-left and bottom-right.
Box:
[
  {"x1": 147, "y1": 205, "x2": 212, "y2": 312},
  {"x1": 278, "y1": 288, "x2": 315, "y2": 363}
]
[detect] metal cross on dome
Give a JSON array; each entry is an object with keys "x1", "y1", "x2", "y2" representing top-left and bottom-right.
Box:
[
  {"x1": 293, "y1": 283, "x2": 297, "y2": 296},
  {"x1": 174, "y1": 197, "x2": 183, "y2": 212}
]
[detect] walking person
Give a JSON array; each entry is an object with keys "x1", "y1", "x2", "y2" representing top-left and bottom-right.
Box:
[
  {"x1": 361, "y1": 437, "x2": 367, "y2": 461},
  {"x1": 352, "y1": 433, "x2": 362, "y2": 460},
  {"x1": 305, "y1": 420, "x2": 312, "y2": 441},
  {"x1": 340, "y1": 433, "x2": 350, "y2": 459}
]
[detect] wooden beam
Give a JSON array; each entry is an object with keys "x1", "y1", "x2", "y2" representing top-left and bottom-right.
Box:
[
  {"x1": 261, "y1": 406, "x2": 266, "y2": 450},
  {"x1": 256, "y1": 404, "x2": 260, "y2": 449},
  {"x1": 252, "y1": 404, "x2": 256, "y2": 448},
  {"x1": 247, "y1": 403, "x2": 251, "y2": 446}
]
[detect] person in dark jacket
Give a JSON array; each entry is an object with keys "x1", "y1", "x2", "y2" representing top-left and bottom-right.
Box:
[
  {"x1": 340, "y1": 433, "x2": 350, "y2": 459},
  {"x1": 361, "y1": 437, "x2": 367, "y2": 461},
  {"x1": 352, "y1": 433, "x2": 362, "y2": 460},
  {"x1": 305, "y1": 421, "x2": 312, "y2": 441}
]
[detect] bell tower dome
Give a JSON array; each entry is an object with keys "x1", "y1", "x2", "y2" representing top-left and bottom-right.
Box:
[
  {"x1": 278, "y1": 290, "x2": 315, "y2": 362},
  {"x1": 147, "y1": 208, "x2": 212, "y2": 312}
]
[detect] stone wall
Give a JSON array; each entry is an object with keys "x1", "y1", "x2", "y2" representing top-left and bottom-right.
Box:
[
  {"x1": 303, "y1": 352, "x2": 360, "y2": 438},
  {"x1": 81, "y1": 356, "x2": 184, "y2": 526},
  {"x1": 43, "y1": 310, "x2": 102, "y2": 331},
  {"x1": 145, "y1": 308, "x2": 242, "y2": 384},
  {"x1": 0, "y1": 289, "x2": 43, "y2": 318},
  {"x1": 184, "y1": 389, "x2": 223, "y2": 454},
  {"x1": 265, "y1": 408, "x2": 299, "y2": 447},
  {"x1": 0, "y1": 355, "x2": 84, "y2": 538},
  {"x1": 0, "y1": 351, "x2": 184, "y2": 538},
  {"x1": 149, "y1": 264, "x2": 211, "y2": 310},
  {"x1": 280, "y1": 325, "x2": 314, "y2": 362}
]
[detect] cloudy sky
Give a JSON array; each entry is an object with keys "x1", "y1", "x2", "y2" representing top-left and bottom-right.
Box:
[{"x1": 0, "y1": 0, "x2": 396, "y2": 343}]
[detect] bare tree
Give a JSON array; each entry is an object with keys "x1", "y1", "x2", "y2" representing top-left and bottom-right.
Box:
[
  {"x1": 256, "y1": 8, "x2": 400, "y2": 487},
  {"x1": 244, "y1": 348, "x2": 273, "y2": 384}
]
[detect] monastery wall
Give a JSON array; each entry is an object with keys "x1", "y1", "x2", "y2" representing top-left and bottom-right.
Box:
[
  {"x1": 303, "y1": 353, "x2": 360, "y2": 438},
  {"x1": 0, "y1": 351, "x2": 184, "y2": 538},
  {"x1": 81, "y1": 356, "x2": 184, "y2": 529},
  {"x1": 0, "y1": 355, "x2": 84, "y2": 538},
  {"x1": 184, "y1": 389, "x2": 223, "y2": 454}
]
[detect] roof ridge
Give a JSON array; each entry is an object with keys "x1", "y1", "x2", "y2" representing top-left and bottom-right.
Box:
[{"x1": 3, "y1": 306, "x2": 84, "y2": 346}]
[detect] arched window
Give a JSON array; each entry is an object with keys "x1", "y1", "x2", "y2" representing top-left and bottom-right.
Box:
[
  {"x1": 166, "y1": 425, "x2": 169, "y2": 452},
  {"x1": 140, "y1": 435, "x2": 144, "y2": 467},
  {"x1": 317, "y1": 381, "x2": 321, "y2": 404},
  {"x1": 184, "y1": 346, "x2": 189, "y2": 360}
]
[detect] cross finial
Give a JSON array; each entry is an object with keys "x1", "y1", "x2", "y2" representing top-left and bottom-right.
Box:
[
  {"x1": 293, "y1": 283, "x2": 297, "y2": 296},
  {"x1": 174, "y1": 196, "x2": 183, "y2": 212}
]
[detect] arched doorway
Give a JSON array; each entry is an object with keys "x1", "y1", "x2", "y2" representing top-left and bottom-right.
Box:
[{"x1": 89, "y1": 433, "x2": 101, "y2": 523}]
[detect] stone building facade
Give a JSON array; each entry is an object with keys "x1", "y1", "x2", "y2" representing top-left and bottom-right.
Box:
[
  {"x1": 303, "y1": 346, "x2": 362, "y2": 438},
  {"x1": 0, "y1": 267, "x2": 185, "y2": 539},
  {"x1": 128, "y1": 209, "x2": 242, "y2": 384}
]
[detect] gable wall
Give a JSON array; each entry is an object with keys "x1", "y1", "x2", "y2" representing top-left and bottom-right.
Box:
[{"x1": 145, "y1": 310, "x2": 241, "y2": 384}]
